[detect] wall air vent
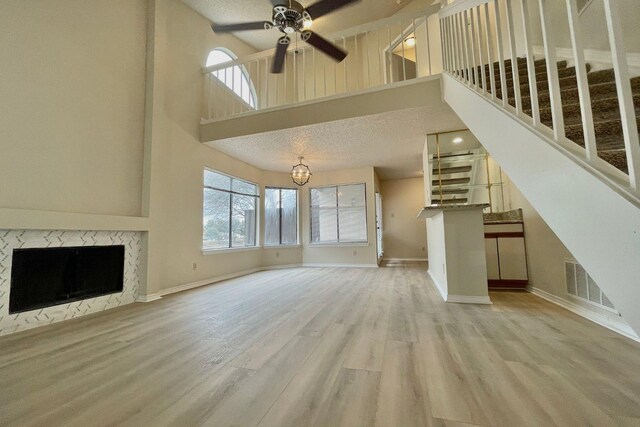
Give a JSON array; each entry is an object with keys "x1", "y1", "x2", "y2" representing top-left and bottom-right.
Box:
[{"x1": 564, "y1": 259, "x2": 617, "y2": 313}]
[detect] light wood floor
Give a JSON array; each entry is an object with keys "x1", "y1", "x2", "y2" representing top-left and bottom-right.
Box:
[{"x1": 2, "y1": 267, "x2": 640, "y2": 426}]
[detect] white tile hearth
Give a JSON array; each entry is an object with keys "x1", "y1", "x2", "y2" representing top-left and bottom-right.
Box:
[{"x1": 0, "y1": 230, "x2": 142, "y2": 336}]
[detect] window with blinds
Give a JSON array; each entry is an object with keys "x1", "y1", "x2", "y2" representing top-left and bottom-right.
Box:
[
  {"x1": 203, "y1": 169, "x2": 258, "y2": 250},
  {"x1": 310, "y1": 184, "x2": 367, "y2": 244},
  {"x1": 265, "y1": 188, "x2": 298, "y2": 245}
]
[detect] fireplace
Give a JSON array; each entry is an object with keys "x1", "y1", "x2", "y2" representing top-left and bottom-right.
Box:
[{"x1": 9, "y1": 245, "x2": 125, "y2": 314}]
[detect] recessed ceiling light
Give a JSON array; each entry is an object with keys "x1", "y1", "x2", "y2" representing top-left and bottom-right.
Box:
[
  {"x1": 452, "y1": 137, "x2": 463, "y2": 144},
  {"x1": 404, "y1": 36, "x2": 416, "y2": 47}
]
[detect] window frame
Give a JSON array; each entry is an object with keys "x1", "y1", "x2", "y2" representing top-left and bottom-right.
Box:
[
  {"x1": 206, "y1": 48, "x2": 258, "y2": 109},
  {"x1": 264, "y1": 186, "x2": 300, "y2": 246},
  {"x1": 309, "y1": 183, "x2": 368, "y2": 245},
  {"x1": 203, "y1": 168, "x2": 260, "y2": 251}
]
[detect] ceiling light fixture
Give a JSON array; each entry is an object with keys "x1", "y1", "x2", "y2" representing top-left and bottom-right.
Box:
[
  {"x1": 452, "y1": 137, "x2": 463, "y2": 144},
  {"x1": 290, "y1": 157, "x2": 312, "y2": 186},
  {"x1": 303, "y1": 18, "x2": 313, "y2": 29},
  {"x1": 404, "y1": 36, "x2": 416, "y2": 47}
]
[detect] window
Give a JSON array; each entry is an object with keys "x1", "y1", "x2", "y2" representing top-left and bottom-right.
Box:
[
  {"x1": 207, "y1": 48, "x2": 256, "y2": 108},
  {"x1": 203, "y1": 169, "x2": 259, "y2": 250},
  {"x1": 264, "y1": 188, "x2": 298, "y2": 245},
  {"x1": 310, "y1": 184, "x2": 367, "y2": 244}
]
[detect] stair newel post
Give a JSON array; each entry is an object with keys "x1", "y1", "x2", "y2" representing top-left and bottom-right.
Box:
[
  {"x1": 468, "y1": 8, "x2": 478, "y2": 89},
  {"x1": 520, "y1": 0, "x2": 540, "y2": 126},
  {"x1": 603, "y1": 0, "x2": 640, "y2": 190},
  {"x1": 493, "y1": 0, "x2": 509, "y2": 107},
  {"x1": 538, "y1": 0, "x2": 566, "y2": 141},
  {"x1": 483, "y1": 3, "x2": 497, "y2": 100},
  {"x1": 504, "y1": 0, "x2": 522, "y2": 115},
  {"x1": 474, "y1": 7, "x2": 487, "y2": 95},
  {"x1": 566, "y1": 0, "x2": 596, "y2": 162}
]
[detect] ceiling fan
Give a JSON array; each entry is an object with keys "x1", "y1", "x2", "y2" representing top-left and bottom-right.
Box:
[{"x1": 211, "y1": 0, "x2": 360, "y2": 74}]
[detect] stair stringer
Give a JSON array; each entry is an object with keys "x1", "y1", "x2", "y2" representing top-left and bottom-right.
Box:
[{"x1": 442, "y1": 74, "x2": 640, "y2": 335}]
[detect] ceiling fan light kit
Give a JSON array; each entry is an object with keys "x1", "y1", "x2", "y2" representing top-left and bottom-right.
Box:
[{"x1": 211, "y1": 0, "x2": 360, "y2": 74}]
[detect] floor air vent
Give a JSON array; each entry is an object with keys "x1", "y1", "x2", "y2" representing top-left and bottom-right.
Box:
[{"x1": 564, "y1": 260, "x2": 617, "y2": 312}]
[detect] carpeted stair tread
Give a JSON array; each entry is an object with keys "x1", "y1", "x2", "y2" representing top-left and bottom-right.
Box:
[
  {"x1": 525, "y1": 93, "x2": 640, "y2": 126},
  {"x1": 471, "y1": 58, "x2": 640, "y2": 174}
]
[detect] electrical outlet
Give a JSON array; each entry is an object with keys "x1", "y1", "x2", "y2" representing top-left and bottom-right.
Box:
[{"x1": 192, "y1": 262, "x2": 198, "y2": 271}]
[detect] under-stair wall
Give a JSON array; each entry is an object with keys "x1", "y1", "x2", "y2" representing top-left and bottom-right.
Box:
[{"x1": 439, "y1": 0, "x2": 640, "y2": 334}]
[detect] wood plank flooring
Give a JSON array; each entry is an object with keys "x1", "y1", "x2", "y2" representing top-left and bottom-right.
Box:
[{"x1": 1, "y1": 266, "x2": 640, "y2": 426}]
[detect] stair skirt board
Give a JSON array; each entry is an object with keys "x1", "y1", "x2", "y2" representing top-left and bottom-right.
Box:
[{"x1": 529, "y1": 286, "x2": 640, "y2": 343}]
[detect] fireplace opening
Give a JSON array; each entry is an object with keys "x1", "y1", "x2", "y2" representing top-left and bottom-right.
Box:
[{"x1": 9, "y1": 245, "x2": 125, "y2": 314}]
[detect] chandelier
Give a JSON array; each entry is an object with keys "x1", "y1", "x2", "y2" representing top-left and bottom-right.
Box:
[{"x1": 290, "y1": 157, "x2": 312, "y2": 186}]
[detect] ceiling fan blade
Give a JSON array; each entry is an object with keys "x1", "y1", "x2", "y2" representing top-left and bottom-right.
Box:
[
  {"x1": 272, "y1": 36, "x2": 290, "y2": 74},
  {"x1": 211, "y1": 21, "x2": 272, "y2": 33},
  {"x1": 305, "y1": 0, "x2": 360, "y2": 19},
  {"x1": 301, "y1": 31, "x2": 347, "y2": 63}
]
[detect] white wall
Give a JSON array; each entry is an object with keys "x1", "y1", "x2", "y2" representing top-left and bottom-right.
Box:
[
  {"x1": 380, "y1": 178, "x2": 428, "y2": 260},
  {"x1": 502, "y1": 173, "x2": 626, "y2": 324},
  {"x1": 0, "y1": 0, "x2": 148, "y2": 217}
]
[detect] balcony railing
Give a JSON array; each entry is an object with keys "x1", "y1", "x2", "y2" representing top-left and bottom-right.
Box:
[
  {"x1": 439, "y1": 0, "x2": 640, "y2": 195},
  {"x1": 202, "y1": 8, "x2": 442, "y2": 121}
]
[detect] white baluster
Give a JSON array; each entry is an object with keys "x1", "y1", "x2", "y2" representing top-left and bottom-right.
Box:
[
  {"x1": 604, "y1": 0, "x2": 640, "y2": 189},
  {"x1": 483, "y1": 3, "x2": 497, "y2": 100},
  {"x1": 520, "y1": 0, "x2": 540, "y2": 125},
  {"x1": 566, "y1": 0, "x2": 596, "y2": 161},
  {"x1": 401, "y1": 20, "x2": 407, "y2": 81},
  {"x1": 493, "y1": 0, "x2": 509, "y2": 107},
  {"x1": 538, "y1": 0, "x2": 566, "y2": 140},
  {"x1": 504, "y1": 0, "x2": 522, "y2": 114},
  {"x1": 343, "y1": 37, "x2": 347, "y2": 92},
  {"x1": 475, "y1": 7, "x2": 487, "y2": 94},
  {"x1": 468, "y1": 8, "x2": 478, "y2": 89},
  {"x1": 425, "y1": 18, "x2": 432, "y2": 76}
]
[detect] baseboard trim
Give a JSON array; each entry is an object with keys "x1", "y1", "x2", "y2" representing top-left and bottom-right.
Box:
[
  {"x1": 446, "y1": 295, "x2": 492, "y2": 305},
  {"x1": 528, "y1": 286, "x2": 640, "y2": 342},
  {"x1": 136, "y1": 293, "x2": 162, "y2": 303},
  {"x1": 158, "y1": 268, "x2": 262, "y2": 298},
  {"x1": 383, "y1": 258, "x2": 428, "y2": 262},
  {"x1": 261, "y1": 263, "x2": 303, "y2": 270},
  {"x1": 427, "y1": 270, "x2": 448, "y2": 302},
  {"x1": 302, "y1": 263, "x2": 379, "y2": 268}
]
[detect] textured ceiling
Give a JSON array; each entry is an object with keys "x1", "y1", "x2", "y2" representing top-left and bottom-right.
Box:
[
  {"x1": 183, "y1": 0, "x2": 408, "y2": 50},
  {"x1": 206, "y1": 106, "x2": 467, "y2": 180}
]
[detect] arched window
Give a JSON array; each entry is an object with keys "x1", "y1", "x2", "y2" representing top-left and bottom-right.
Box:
[{"x1": 207, "y1": 48, "x2": 256, "y2": 109}]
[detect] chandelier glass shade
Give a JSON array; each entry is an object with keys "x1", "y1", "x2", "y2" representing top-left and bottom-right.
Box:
[{"x1": 290, "y1": 157, "x2": 312, "y2": 186}]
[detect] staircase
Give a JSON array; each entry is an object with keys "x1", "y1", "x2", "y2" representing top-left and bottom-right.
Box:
[{"x1": 475, "y1": 57, "x2": 640, "y2": 174}]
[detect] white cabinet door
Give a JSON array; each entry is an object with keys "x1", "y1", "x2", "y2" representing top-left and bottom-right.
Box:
[
  {"x1": 497, "y1": 237, "x2": 528, "y2": 280},
  {"x1": 485, "y1": 238, "x2": 500, "y2": 280}
]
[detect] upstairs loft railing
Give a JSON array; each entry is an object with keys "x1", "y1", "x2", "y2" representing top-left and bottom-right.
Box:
[
  {"x1": 439, "y1": 0, "x2": 640, "y2": 196},
  {"x1": 202, "y1": 8, "x2": 443, "y2": 121}
]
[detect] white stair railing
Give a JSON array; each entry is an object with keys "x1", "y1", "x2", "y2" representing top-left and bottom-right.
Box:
[
  {"x1": 202, "y1": 9, "x2": 442, "y2": 122},
  {"x1": 439, "y1": 0, "x2": 640, "y2": 196}
]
